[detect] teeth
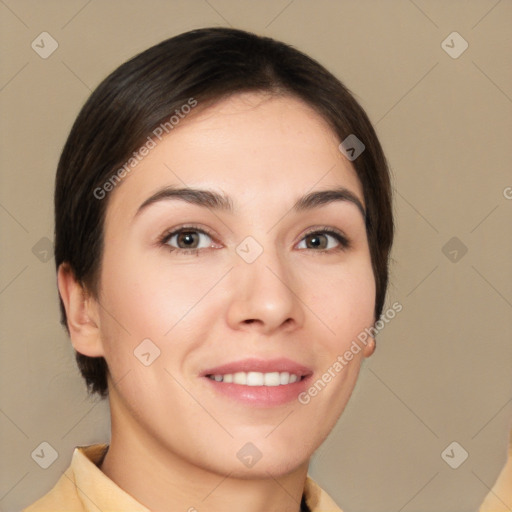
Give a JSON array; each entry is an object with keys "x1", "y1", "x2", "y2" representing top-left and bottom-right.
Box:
[
  {"x1": 233, "y1": 372, "x2": 246, "y2": 385},
  {"x1": 264, "y1": 372, "x2": 280, "y2": 386},
  {"x1": 208, "y1": 371, "x2": 302, "y2": 386},
  {"x1": 247, "y1": 372, "x2": 263, "y2": 386}
]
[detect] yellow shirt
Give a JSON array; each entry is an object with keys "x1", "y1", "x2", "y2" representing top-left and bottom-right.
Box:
[
  {"x1": 22, "y1": 444, "x2": 343, "y2": 512},
  {"x1": 479, "y1": 430, "x2": 512, "y2": 512}
]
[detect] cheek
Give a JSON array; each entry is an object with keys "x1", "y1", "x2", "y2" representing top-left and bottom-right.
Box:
[
  {"x1": 96, "y1": 245, "x2": 221, "y2": 379},
  {"x1": 99, "y1": 243, "x2": 208, "y2": 336},
  {"x1": 309, "y1": 259, "x2": 376, "y2": 351}
]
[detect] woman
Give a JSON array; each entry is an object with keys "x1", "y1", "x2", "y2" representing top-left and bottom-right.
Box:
[{"x1": 23, "y1": 27, "x2": 393, "y2": 512}]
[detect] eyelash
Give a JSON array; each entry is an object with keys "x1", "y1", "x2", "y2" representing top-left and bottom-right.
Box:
[{"x1": 158, "y1": 224, "x2": 351, "y2": 257}]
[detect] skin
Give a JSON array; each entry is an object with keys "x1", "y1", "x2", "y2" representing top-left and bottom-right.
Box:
[{"x1": 58, "y1": 92, "x2": 376, "y2": 512}]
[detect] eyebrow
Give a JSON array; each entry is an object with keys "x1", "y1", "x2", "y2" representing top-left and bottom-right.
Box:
[{"x1": 135, "y1": 185, "x2": 366, "y2": 220}]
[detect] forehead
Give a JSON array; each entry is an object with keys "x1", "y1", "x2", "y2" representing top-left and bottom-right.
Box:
[
  {"x1": 167, "y1": 92, "x2": 345, "y2": 166},
  {"x1": 106, "y1": 92, "x2": 363, "y2": 218}
]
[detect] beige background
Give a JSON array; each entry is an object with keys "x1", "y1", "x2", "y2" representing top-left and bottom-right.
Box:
[{"x1": 1, "y1": 1, "x2": 511, "y2": 511}]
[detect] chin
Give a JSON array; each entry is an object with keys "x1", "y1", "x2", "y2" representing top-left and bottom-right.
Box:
[
  {"x1": 195, "y1": 442, "x2": 311, "y2": 480},
  {"x1": 225, "y1": 455, "x2": 309, "y2": 480}
]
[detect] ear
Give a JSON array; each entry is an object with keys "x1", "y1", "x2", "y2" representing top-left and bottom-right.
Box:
[
  {"x1": 363, "y1": 337, "x2": 376, "y2": 358},
  {"x1": 57, "y1": 263, "x2": 105, "y2": 357}
]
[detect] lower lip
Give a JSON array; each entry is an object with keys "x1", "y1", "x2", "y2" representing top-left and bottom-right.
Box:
[{"x1": 203, "y1": 375, "x2": 312, "y2": 407}]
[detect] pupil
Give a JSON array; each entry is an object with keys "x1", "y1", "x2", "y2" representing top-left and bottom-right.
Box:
[
  {"x1": 180, "y1": 232, "x2": 197, "y2": 247},
  {"x1": 309, "y1": 234, "x2": 325, "y2": 249}
]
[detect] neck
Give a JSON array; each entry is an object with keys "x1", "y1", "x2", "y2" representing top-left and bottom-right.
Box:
[{"x1": 100, "y1": 400, "x2": 310, "y2": 512}]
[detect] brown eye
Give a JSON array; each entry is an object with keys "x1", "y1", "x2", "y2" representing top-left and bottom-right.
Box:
[
  {"x1": 304, "y1": 233, "x2": 329, "y2": 250},
  {"x1": 297, "y1": 229, "x2": 350, "y2": 252},
  {"x1": 162, "y1": 228, "x2": 214, "y2": 253},
  {"x1": 176, "y1": 231, "x2": 200, "y2": 249}
]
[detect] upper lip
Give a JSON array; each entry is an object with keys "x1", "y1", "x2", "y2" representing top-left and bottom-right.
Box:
[{"x1": 201, "y1": 358, "x2": 313, "y2": 377}]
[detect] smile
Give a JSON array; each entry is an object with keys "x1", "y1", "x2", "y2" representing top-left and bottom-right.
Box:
[
  {"x1": 206, "y1": 371, "x2": 304, "y2": 386},
  {"x1": 202, "y1": 358, "x2": 313, "y2": 406}
]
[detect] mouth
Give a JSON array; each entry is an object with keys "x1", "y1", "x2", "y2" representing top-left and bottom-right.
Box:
[
  {"x1": 206, "y1": 371, "x2": 306, "y2": 386},
  {"x1": 201, "y1": 358, "x2": 313, "y2": 406}
]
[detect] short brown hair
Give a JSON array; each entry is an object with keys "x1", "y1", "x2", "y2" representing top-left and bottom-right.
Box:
[{"x1": 54, "y1": 27, "x2": 394, "y2": 398}]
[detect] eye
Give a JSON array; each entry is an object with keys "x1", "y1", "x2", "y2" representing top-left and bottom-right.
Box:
[
  {"x1": 160, "y1": 226, "x2": 216, "y2": 255},
  {"x1": 158, "y1": 225, "x2": 350, "y2": 256},
  {"x1": 297, "y1": 228, "x2": 350, "y2": 252}
]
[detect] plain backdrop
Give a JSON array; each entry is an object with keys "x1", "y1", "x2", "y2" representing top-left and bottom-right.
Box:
[{"x1": 1, "y1": 1, "x2": 511, "y2": 511}]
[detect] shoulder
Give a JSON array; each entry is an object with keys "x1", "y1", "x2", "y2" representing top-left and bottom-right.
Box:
[
  {"x1": 22, "y1": 443, "x2": 109, "y2": 512},
  {"x1": 478, "y1": 430, "x2": 512, "y2": 512},
  {"x1": 22, "y1": 469, "x2": 83, "y2": 511},
  {"x1": 305, "y1": 475, "x2": 344, "y2": 511}
]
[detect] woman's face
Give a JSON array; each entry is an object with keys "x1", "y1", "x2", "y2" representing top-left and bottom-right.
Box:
[{"x1": 95, "y1": 92, "x2": 376, "y2": 477}]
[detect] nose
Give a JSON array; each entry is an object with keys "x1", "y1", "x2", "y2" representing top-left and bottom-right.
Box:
[{"x1": 225, "y1": 246, "x2": 305, "y2": 335}]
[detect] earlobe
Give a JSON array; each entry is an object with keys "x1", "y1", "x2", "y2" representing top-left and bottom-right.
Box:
[
  {"x1": 57, "y1": 263, "x2": 105, "y2": 357},
  {"x1": 363, "y1": 337, "x2": 376, "y2": 358}
]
